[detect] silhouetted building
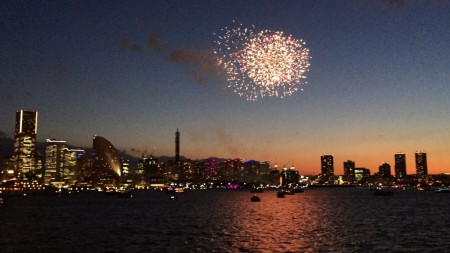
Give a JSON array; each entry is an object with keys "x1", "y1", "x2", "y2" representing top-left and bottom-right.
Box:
[
  {"x1": 415, "y1": 151, "x2": 428, "y2": 178},
  {"x1": 321, "y1": 155, "x2": 334, "y2": 180},
  {"x1": 136, "y1": 157, "x2": 163, "y2": 187},
  {"x1": 280, "y1": 168, "x2": 299, "y2": 186},
  {"x1": 343, "y1": 160, "x2": 355, "y2": 182},
  {"x1": 378, "y1": 162, "x2": 391, "y2": 178},
  {"x1": 394, "y1": 153, "x2": 407, "y2": 178},
  {"x1": 14, "y1": 110, "x2": 38, "y2": 180},
  {"x1": 92, "y1": 135, "x2": 122, "y2": 186}
]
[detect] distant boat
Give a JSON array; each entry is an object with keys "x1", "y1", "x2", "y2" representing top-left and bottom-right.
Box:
[
  {"x1": 251, "y1": 194, "x2": 260, "y2": 202},
  {"x1": 277, "y1": 191, "x2": 285, "y2": 198}
]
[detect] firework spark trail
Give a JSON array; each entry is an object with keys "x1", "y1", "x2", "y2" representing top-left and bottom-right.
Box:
[{"x1": 214, "y1": 22, "x2": 311, "y2": 100}]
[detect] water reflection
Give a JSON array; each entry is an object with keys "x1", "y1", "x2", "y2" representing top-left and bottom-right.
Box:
[{"x1": 1, "y1": 188, "x2": 450, "y2": 252}]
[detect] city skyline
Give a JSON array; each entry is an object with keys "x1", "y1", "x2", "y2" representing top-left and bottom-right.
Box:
[
  {"x1": 0, "y1": 109, "x2": 440, "y2": 177},
  {"x1": 1, "y1": 1, "x2": 450, "y2": 175}
]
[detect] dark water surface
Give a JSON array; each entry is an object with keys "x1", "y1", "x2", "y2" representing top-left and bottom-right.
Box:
[{"x1": 1, "y1": 188, "x2": 449, "y2": 252}]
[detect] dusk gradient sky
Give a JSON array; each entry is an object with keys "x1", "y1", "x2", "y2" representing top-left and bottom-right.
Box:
[{"x1": 1, "y1": 0, "x2": 450, "y2": 175}]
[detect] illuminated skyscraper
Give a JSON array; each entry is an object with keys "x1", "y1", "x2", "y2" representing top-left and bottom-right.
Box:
[
  {"x1": 62, "y1": 148, "x2": 85, "y2": 184},
  {"x1": 343, "y1": 160, "x2": 355, "y2": 182},
  {"x1": 14, "y1": 110, "x2": 38, "y2": 179},
  {"x1": 415, "y1": 151, "x2": 428, "y2": 178},
  {"x1": 394, "y1": 153, "x2": 407, "y2": 178},
  {"x1": 45, "y1": 139, "x2": 66, "y2": 184},
  {"x1": 321, "y1": 155, "x2": 334, "y2": 180}
]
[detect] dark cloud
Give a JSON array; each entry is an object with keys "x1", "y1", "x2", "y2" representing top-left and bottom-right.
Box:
[
  {"x1": 148, "y1": 31, "x2": 165, "y2": 52},
  {"x1": 120, "y1": 32, "x2": 225, "y2": 85},
  {"x1": 169, "y1": 48, "x2": 222, "y2": 85}
]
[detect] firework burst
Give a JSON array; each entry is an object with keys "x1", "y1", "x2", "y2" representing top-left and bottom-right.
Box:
[{"x1": 214, "y1": 22, "x2": 311, "y2": 100}]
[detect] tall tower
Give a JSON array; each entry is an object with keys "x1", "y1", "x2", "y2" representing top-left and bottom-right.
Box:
[
  {"x1": 415, "y1": 151, "x2": 428, "y2": 178},
  {"x1": 14, "y1": 110, "x2": 38, "y2": 179},
  {"x1": 394, "y1": 153, "x2": 407, "y2": 178},
  {"x1": 44, "y1": 139, "x2": 66, "y2": 184},
  {"x1": 175, "y1": 129, "x2": 180, "y2": 164},
  {"x1": 321, "y1": 155, "x2": 334, "y2": 181}
]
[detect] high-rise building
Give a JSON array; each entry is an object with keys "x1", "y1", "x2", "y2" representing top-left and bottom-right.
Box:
[
  {"x1": 14, "y1": 110, "x2": 38, "y2": 179},
  {"x1": 415, "y1": 151, "x2": 428, "y2": 178},
  {"x1": 343, "y1": 160, "x2": 355, "y2": 182},
  {"x1": 62, "y1": 148, "x2": 85, "y2": 184},
  {"x1": 394, "y1": 153, "x2": 407, "y2": 178},
  {"x1": 378, "y1": 162, "x2": 391, "y2": 178},
  {"x1": 92, "y1": 135, "x2": 122, "y2": 186},
  {"x1": 321, "y1": 155, "x2": 334, "y2": 180},
  {"x1": 44, "y1": 139, "x2": 66, "y2": 184}
]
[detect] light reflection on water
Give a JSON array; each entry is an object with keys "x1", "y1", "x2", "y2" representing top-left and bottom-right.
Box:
[{"x1": 1, "y1": 188, "x2": 449, "y2": 252}]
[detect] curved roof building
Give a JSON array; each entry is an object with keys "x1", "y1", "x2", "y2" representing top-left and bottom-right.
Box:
[{"x1": 92, "y1": 135, "x2": 122, "y2": 179}]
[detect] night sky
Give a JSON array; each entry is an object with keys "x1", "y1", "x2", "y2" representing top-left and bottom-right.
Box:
[{"x1": 1, "y1": 0, "x2": 449, "y2": 175}]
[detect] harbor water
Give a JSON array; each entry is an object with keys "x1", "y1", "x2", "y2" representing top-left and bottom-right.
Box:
[{"x1": 1, "y1": 188, "x2": 449, "y2": 252}]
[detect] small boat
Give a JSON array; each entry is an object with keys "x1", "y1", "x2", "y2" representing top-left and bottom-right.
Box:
[
  {"x1": 277, "y1": 191, "x2": 285, "y2": 198},
  {"x1": 251, "y1": 194, "x2": 260, "y2": 202}
]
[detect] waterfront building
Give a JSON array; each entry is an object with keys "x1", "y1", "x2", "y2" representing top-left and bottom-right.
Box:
[
  {"x1": 355, "y1": 168, "x2": 370, "y2": 182},
  {"x1": 205, "y1": 158, "x2": 220, "y2": 181},
  {"x1": 280, "y1": 167, "x2": 299, "y2": 186},
  {"x1": 394, "y1": 153, "x2": 407, "y2": 178},
  {"x1": 321, "y1": 155, "x2": 334, "y2": 180},
  {"x1": 62, "y1": 148, "x2": 85, "y2": 184},
  {"x1": 378, "y1": 162, "x2": 391, "y2": 178},
  {"x1": 343, "y1": 160, "x2": 355, "y2": 183},
  {"x1": 92, "y1": 135, "x2": 122, "y2": 186},
  {"x1": 14, "y1": 110, "x2": 38, "y2": 180},
  {"x1": 44, "y1": 139, "x2": 66, "y2": 184},
  {"x1": 136, "y1": 156, "x2": 163, "y2": 187},
  {"x1": 415, "y1": 151, "x2": 428, "y2": 178},
  {"x1": 217, "y1": 158, "x2": 243, "y2": 182}
]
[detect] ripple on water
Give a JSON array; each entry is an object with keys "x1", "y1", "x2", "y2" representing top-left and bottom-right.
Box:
[{"x1": 1, "y1": 188, "x2": 450, "y2": 252}]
